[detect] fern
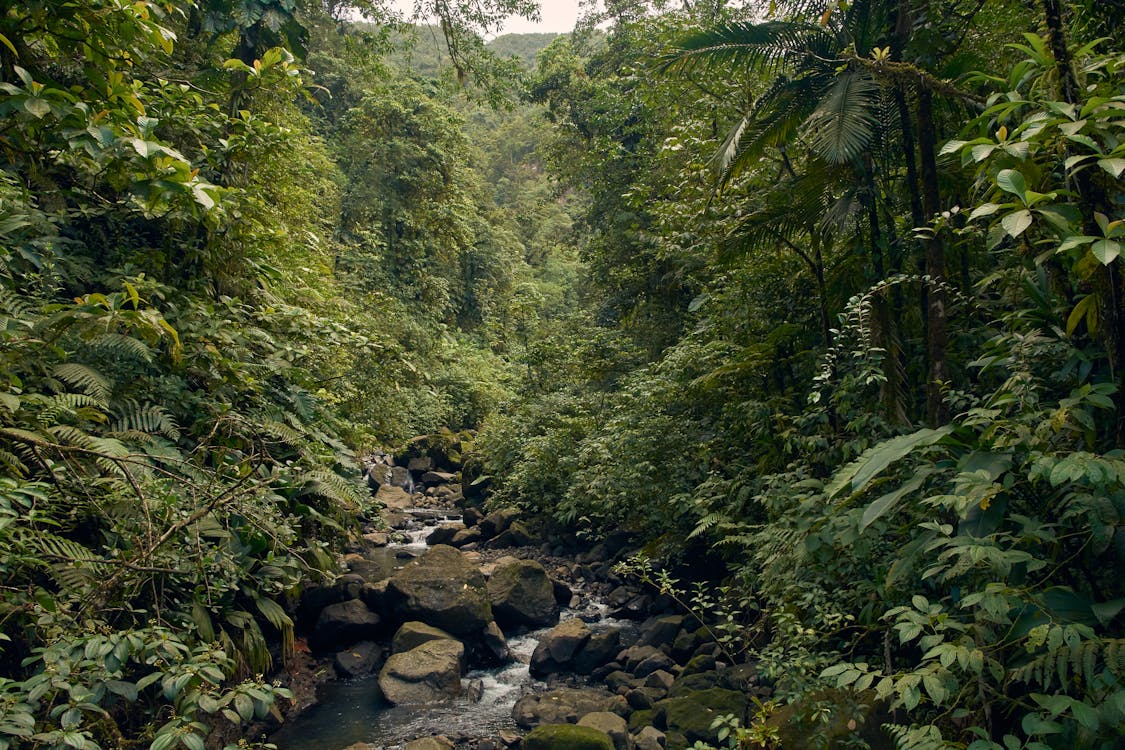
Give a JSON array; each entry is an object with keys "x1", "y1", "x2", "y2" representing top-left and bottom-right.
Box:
[
  {"x1": 110, "y1": 400, "x2": 180, "y2": 441},
  {"x1": 87, "y1": 332, "x2": 154, "y2": 363},
  {"x1": 52, "y1": 363, "x2": 113, "y2": 403},
  {"x1": 1009, "y1": 637, "x2": 1125, "y2": 691},
  {"x1": 882, "y1": 724, "x2": 951, "y2": 750},
  {"x1": 298, "y1": 469, "x2": 366, "y2": 510}
]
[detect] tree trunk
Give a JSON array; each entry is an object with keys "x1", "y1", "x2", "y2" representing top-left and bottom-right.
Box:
[{"x1": 916, "y1": 88, "x2": 949, "y2": 427}]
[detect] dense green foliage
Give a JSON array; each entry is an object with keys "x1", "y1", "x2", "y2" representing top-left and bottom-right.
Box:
[
  {"x1": 0, "y1": 0, "x2": 560, "y2": 747},
  {"x1": 2, "y1": 0, "x2": 1122, "y2": 748},
  {"x1": 474, "y1": 1, "x2": 1125, "y2": 748}
]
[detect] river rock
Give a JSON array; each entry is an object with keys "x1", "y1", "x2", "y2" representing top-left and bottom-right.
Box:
[
  {"x1": 573, "y1": 629, "x2": 621, "y2": 675},
  {"x1": 312, "y1": 599, "x2": 381, "y2": 651},
  {"x1": 385, "y1": 545, "x2": 493, "y2": 636},
  {"x1": 334, "y1": 641, "x2": 383, "y2": 677},
  {"x1": 452, "y1": 527, "x2": 483, "y2": 547},
  {"x1": 405, "y1": 736, "x2": 454, "y2": 750},
  {"x1": 522, "y1": 725, "x2": 614, "y2": 750},
  {"x1": 478, "y1": 507, "x2": 521, "y2": 539},
  {"x1": 634, "y1": 652, "x2": 675, "y2": 678},
  {"x1": 392, "y1": 621, "x2": 458, "y2": 653},
  {"x1": 513, "y1": 687, "x2": 618, "y2": 728},
  {"x1": 633, "y1": 727, "x2": 665, "y2": 750},
  {"x1": 488, "y1": 557, "x2": 559, "y2": 629},
  {"x1": 408, "y1": 456, "x2": 435, "y2": 473},
  {"x1": 654, "y1": 688, "x2": 749, "y2": 744},
  {"x1": 482, "y1": 620, "x2": 511, "y2": 662},
  {"x1": 422, "y1": 470, "x2": 457, "y2": 487},
  {"x1": 490, "y1": 521, "x2": 535, "y2": 549},
  {"x1": 578, "y1": 712, "x2": 631, "y2": 750},
  {"x1": 637, "y1": 616, "x2": 683, "y2": 649},
  {"x1": 427, "y1": 523, "x2": 466, "y2": 546},
  {"x1": 530, "y1": 618, "x2": 591, "y2": 677},
  {"x1": 463, "y1": 507, "x2": 483, "y2": 527},
  {"x1": 376, "y1": 484, "x2": 414, "y2": 510},
  {"x1": 378, "y1": 639, "x2": 465, "y2": 705}
]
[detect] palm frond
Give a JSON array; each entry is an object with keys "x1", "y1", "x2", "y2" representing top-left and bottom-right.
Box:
[
  {"x1": 658, "y1": 21, "x2": 826, "y2": 77},
  {"x1": 804, "y1": 71, "x2": 880, "y2": 164}
]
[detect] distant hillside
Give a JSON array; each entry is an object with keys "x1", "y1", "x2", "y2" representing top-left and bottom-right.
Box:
[{"x1": 486, "y1": 32, "x2": 561, "y2": 67}]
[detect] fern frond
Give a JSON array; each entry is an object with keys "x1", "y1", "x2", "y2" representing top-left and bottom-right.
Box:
[
  {"x1": 52, "y1": 363, "x2": 113, "y2": 402},
  {"x1": 87, "y1": 332, "x2": 154, "y2": 363},
  {"x1": 110, "y1": 400, "x2": 180, "y2": 440},
  {"x1": 298, "y1": 469, "x2": 365, "y2": 510},
  {"x1": 882, "y1": 724, "x2": 950, "y2": 750}
]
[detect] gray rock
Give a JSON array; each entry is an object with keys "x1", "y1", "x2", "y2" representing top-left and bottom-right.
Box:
[
  {"x1": 633, "y1": 727, "x2": 665, "y2": 750},
  {"x1": 619, "y1": 646, "x2": 663, "y2": 673},
  {"x1": 408, "y1": 456, "x2": 434, "y2": 473},
  {"x1": 478, "y1": 507, "x2": 521, "y2": 539},
  {"x1": 378, "y1": 639, "x2": 465, "y2": 705},
  {"x1": 334, "y1": 641, "x2": 383, "y2": 677},
  {"x1": 405, "y1": 738, "x2": 454, "y2": 750},
  {"x1": 386, "y1": 545, "x2": 493, "y2": 636},
  {"x1": 392, "y1": 621, "x2": 458, "y2": 654},
  {"x1": 312, "y1": 599, "x2": 381, "y2": 651},
  {"x1": 488, "y1": 557, "x2": 560, "y2": 629},
  {"x1": 490, "y1": 521, "x2": 535, "y2": 549},
  {"x1": 376, "y1": 484, "x2": 414, "y2": 510},
  {"x1": 637, "y1": 616, "x2": 683, "y2": 649},
  {"x1": 482, "y1": 621, "x2": 511, "y2": 662},
  {"x1": 644, "y1": 670, "x2": 675, "y2": 692},
  {"x1": 451, "y1": 526, "x2": 483, "y2": 547},
  {"x1": 422, "y1": 470, "x2": 457, "y2": 487},
  {"x1": 427, "y1": 523, "x2": 466, "y2": 546},
  {"x1": 530, "y1": 618, "x2": 592, "y2": 678},
  {"x1": 512, "y1": 687, "x2": 617, "y2": 728},
  {"x1": 634, "y1": 652, "x2": 675, "y2": 679},
  {"x1": 573, "y1": 629, "x2": 621, "y2": 675},
  {"x1": 578, "y1": 712, "x2": 632, "y2": 750}
]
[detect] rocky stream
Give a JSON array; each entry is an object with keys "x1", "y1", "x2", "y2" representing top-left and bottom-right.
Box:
[{"x1": 265, "y1": 445, "x2": 774, "y2": 750}]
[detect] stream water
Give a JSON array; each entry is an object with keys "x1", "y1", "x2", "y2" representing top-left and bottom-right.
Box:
[{"x1": 269, "y1": 510, "x2": 627, "y2": 750}]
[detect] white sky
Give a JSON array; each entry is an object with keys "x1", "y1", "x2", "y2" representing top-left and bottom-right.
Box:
[{"x1": 388, "y1": 1, "x2": 586, "y2": 35}]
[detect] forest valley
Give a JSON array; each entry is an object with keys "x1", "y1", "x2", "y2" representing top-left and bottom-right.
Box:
[{"x1": 0, "y1": 0, "x2": 1122, "y2": 748}]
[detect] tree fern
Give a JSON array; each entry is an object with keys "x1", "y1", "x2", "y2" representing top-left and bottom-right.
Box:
[{"x1": 86, "y1": 332, "x2": 154, "y2": 363}]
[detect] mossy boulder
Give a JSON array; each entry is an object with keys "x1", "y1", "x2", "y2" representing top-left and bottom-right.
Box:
[
  {"x1": 386, "y1": 545, "x2": 492, "y2": 635},
  {"x1": 487, "y1": 557, "x2": 559, "y2": 628},
  {"x1": 654, "y1": 688, "x2": 748, "y2": 745},
  {"x1": 522, "y1": 724, "x2": 614, "y2": 750}
]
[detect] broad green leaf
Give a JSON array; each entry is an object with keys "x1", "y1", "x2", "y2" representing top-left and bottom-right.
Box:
[
  {"x1": 996, "y1": 169, "x2": 1028, "y2": 202},
  {"x1": 1091, "y1": 239, "x2": 1121, "y2": 264},
  {"x1": 826, "y1": 427, "x2": 952, "y2": 500},
  {"x1": 969, "y1": 202, "x2": 1002, "y2": 220},
  {"x1": 23, "y1": 98, "x2": 51, "y2": 118},
  {"x1": 859, "y1": 469, "x2": 931, "y2": 531},
  {"x1": 1098, "y1": 158, "x2": 1125, "y2": 178},
  {"x1": 1002, "y1": 209, "x2": 1033, "y2": 237}
]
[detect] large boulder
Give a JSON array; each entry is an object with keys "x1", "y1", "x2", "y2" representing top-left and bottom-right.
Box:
[
  {"x1": 385, "y1": 545, "x2": 493, "y2": 636},
  {"x1": 513, "y1": 687, "x2": 618, "y2": 729},
  {"x1": 376, "y1": 484, "x2": 414, "y2": 510},
  {"x1": 391, "y1": 621, "x2": 457, "y2": 654},
  {"x1": 522, "y1": 725, "x2": 614, "y2": 750},
  {"x1": 311, "y1": 599, "x2": 381, "y2": 652},
  {"x1": 427, "y1": 523, "x2": 466, "y2": 546},
  {"x1": 654, "y1": 688, "x2": 749, "y2": 745},
  {"x1": 488, "y1": 557, "x2": 560, "y2": 629},
  {"x1": 378, "y1": 639, "x2": 465, "y2": 705},
  {"x1": 530, "y1": 619, "x2": 591, "y2": 678}
]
